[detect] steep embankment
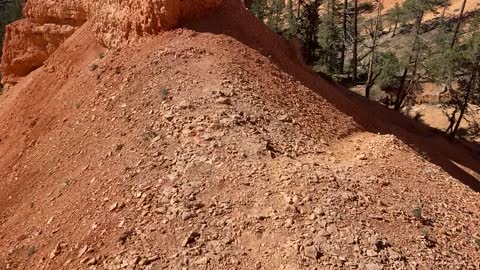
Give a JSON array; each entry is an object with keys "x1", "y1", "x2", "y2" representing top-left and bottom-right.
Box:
[{"x1": 0, "y1": 0, "x2": 479, "y2": 269}]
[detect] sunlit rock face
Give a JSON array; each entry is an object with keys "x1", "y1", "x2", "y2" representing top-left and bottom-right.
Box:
[{"x1": 1, "y1": 0, "x2": 223, "y2": 84}]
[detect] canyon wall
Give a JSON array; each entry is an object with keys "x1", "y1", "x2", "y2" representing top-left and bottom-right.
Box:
[
  {"x1": 1, "y1": 21, "x2": 76, "y2": 85},
  {"x1": 1, "y1": 0, "x2": 223, "y2": 84}
]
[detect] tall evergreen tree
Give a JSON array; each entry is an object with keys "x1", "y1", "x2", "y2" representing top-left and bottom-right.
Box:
[
  {"x1": 365, "y1": 0, "x2": 383, "y2": 98},
  {"x1": 393, "y1": 0, "x2": 447, "y2": 111},
  {"x1": 298, "y1": 0, "x2": 321, "y2": 64},
  {"x1": 425, "y1": 11, "x2": 480, "y2": 138},
  {"x1": 352, "y1": 0, "x2": 359, "y2": 82},
  {"x1": 439, "y1": 0, "x2": 450, "y2": 22},
  {"x1": 285, "y1": 0, "x2": 298, "y2": 38},
  {"x1": 451, "y1": 0, "x2": 466, "y2": 48},
  {"x1": 316, "y1": 0, "x2": 342, "y2": 74},
  {"x1": 340, "y1": 0, "x2": 348, "y2": 73},
  {"x1": 449, "y1": 23, "x2": 480, "y2": 137},
  {"x1": 267, "y1": 0, "x2": 286, "y2": 33},
  {"x1": 387, "y1": 3, "x2": 404, "y2": 37},
  {"x1": 250, "y1": 0, "x2": 268, "y2": 21}
]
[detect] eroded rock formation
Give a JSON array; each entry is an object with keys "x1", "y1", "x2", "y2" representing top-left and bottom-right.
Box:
[
  {"x1": 23, "y1": 0, "x2": 88, "y2": 26},
  {"x1": 1, "y1": 0, "x2": 223, "y2": 84},
  {"x1": 93, "y1": 0, "x2": 223, "y2": 47},
  {"x1": 1, "y1": 21, "x2": 76, "y2": 85}
]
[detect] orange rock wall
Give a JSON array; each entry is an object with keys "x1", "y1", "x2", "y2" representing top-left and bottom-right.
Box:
[
  {"x1": 1, "y1": 20, "x2": 76, "y2": 85},
  {"x1": 1, "y1": 0, "x2": 223, "y2": 84},
  {"x1": 91, "y1": 0, "x2": 223, "y2": 47}
]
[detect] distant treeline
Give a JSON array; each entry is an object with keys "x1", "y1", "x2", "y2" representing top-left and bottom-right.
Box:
[{"x1": 248, "y1": 0, "x2": 480, "y2": 140}]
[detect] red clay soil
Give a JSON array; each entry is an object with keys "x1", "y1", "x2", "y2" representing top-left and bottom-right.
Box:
[{"x1": 0, "y1": 1, "x2": 479, "y2": 269}]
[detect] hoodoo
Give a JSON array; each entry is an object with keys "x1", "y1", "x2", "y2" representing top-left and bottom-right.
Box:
[{"x1": 2, "y1": 0, "x2": 223, "y2": 84}]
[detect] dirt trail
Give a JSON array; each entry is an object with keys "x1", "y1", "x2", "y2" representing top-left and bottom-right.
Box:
[{"x1": 0, "y1": 1, "x2": 479, "y2": 269}]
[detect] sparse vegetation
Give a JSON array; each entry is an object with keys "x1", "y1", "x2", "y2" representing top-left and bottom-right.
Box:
[
  {"x1": 63, "y1": 179, "x2": 71, "y2": 187},
  {"x1": 420, "y1": 227, "x2": 436, "y2": 248},
  {"x1": 386, "y1": 3, "x2": 405, "y2": 37},
  {"x1": 413, "y1": 206, "x2": 423, "y2": 219},
  {"x1": 248, "y1": 0, "x2": 480, "y2": 140},
  {"x1": 1, "y1": 1, "x2": 480, "y2": 268},
  {"x1": 160, "y1": 87, "x2": 170, "y2": 100}
]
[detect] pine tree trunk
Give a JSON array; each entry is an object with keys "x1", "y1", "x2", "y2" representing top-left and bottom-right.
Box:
[
  {"x1": 451, "y1": 61, "x2": 478, "y2": 138},
  {"x1": 352, "y1": 0, "x2": 358, "y2": 82},
  {"x1": 392, "y1": 21, "x2": 397, "y2": 37},
  {"x1": 451, "y1": 0, "x2": 467, "y2": 48},
  {"x1": 329, "y1": 0, "x2": 336, "y2": 70},
  {"x1": 275, "y1": 5, "x2": 279, "y2": 32},
  {"x1": 297, "y1": 0, "x2": 301, "y2": 17},
  {"x1": 446, "y1": 108, "x2": 458, "y2": 134},
  {"x1": 399, "y1": 49, "x2": 421, "y2": 106},
  {"x1": 365, "y1": 83, "x2": 374, "y2": 98},
  {"x1": 340, "y1": 0, "x2": 348, "y2": 73},
  {"x1": 394, "y1": 12, "x2": 423, "y2": 111},
  {"x1": 441, "y1": 5, "x2": 447, "y2": 23},
  {"x1": 365, "y1": 0, "x2": 382, "y2": 98}
]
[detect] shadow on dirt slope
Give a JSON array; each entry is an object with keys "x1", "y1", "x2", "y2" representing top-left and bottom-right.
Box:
[{"x1": 187, "y1": 0, "x2": 480, "y2": 192}]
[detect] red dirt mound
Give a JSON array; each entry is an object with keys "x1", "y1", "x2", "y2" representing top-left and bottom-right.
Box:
[{"x1": 0, "y1": 1, "x2": 479, "y2": 269}]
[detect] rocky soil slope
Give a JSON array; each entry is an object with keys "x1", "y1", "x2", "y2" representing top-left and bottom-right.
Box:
[{"x1": 0, "y1": 0, "x2": 479, "y2": 269}]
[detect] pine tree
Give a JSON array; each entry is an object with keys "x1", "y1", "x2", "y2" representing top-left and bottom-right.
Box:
[
  {"x1": 439, "y1": 0, "x2": 450, "y2": 22},
  {"x1": 250, "y1": 0, "x2": 268, "y2": 21},
  {"x1": 352, "y1": 0, "x2": 358, "y2": 82},
  {"x1": 426, "y1": 26, "x2": 460, "y2": 86},
  {"x1": 316, "y1": 0, "x2": 342, "y2": 74},
  {"x1": 365, "y1": 0, "x2": 383, "y2": 98},
  {"x1": 298, "y1": 0, "x2": 321, "y2": 64},
  {"x1": 393, "y1": 0, "x2": 447, "y2": 111},
  {"x1": 451, "y1": 0, "x2": 466, "y2": 48},
  {"x1": 285, "y1": 0, "x2": 298, "y2": 38},
  {"x1": 0, "y1": 0, "x2": 15, "y2": 11},
  {"x1": 376, "y1": 52, "x2": 401, "y2": 90},
  {"x1": 450, "y1": 23, "x2": 480, "y2": 137},
  {"x1": 387, "y1": 3, "x2": 404, "y2": 37},
  {"x1": 426, "y1": 13, "x2": 480, "y2": 138},
  {"x1": 340, "y1": 0, "x2": 348, "y2": 73},
  {"x1": 267, "y1": 0, "x2": 286, "y2": 33},
  {"x1": 426, "y1": 26, "x2": 463, "y2": 134}
]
